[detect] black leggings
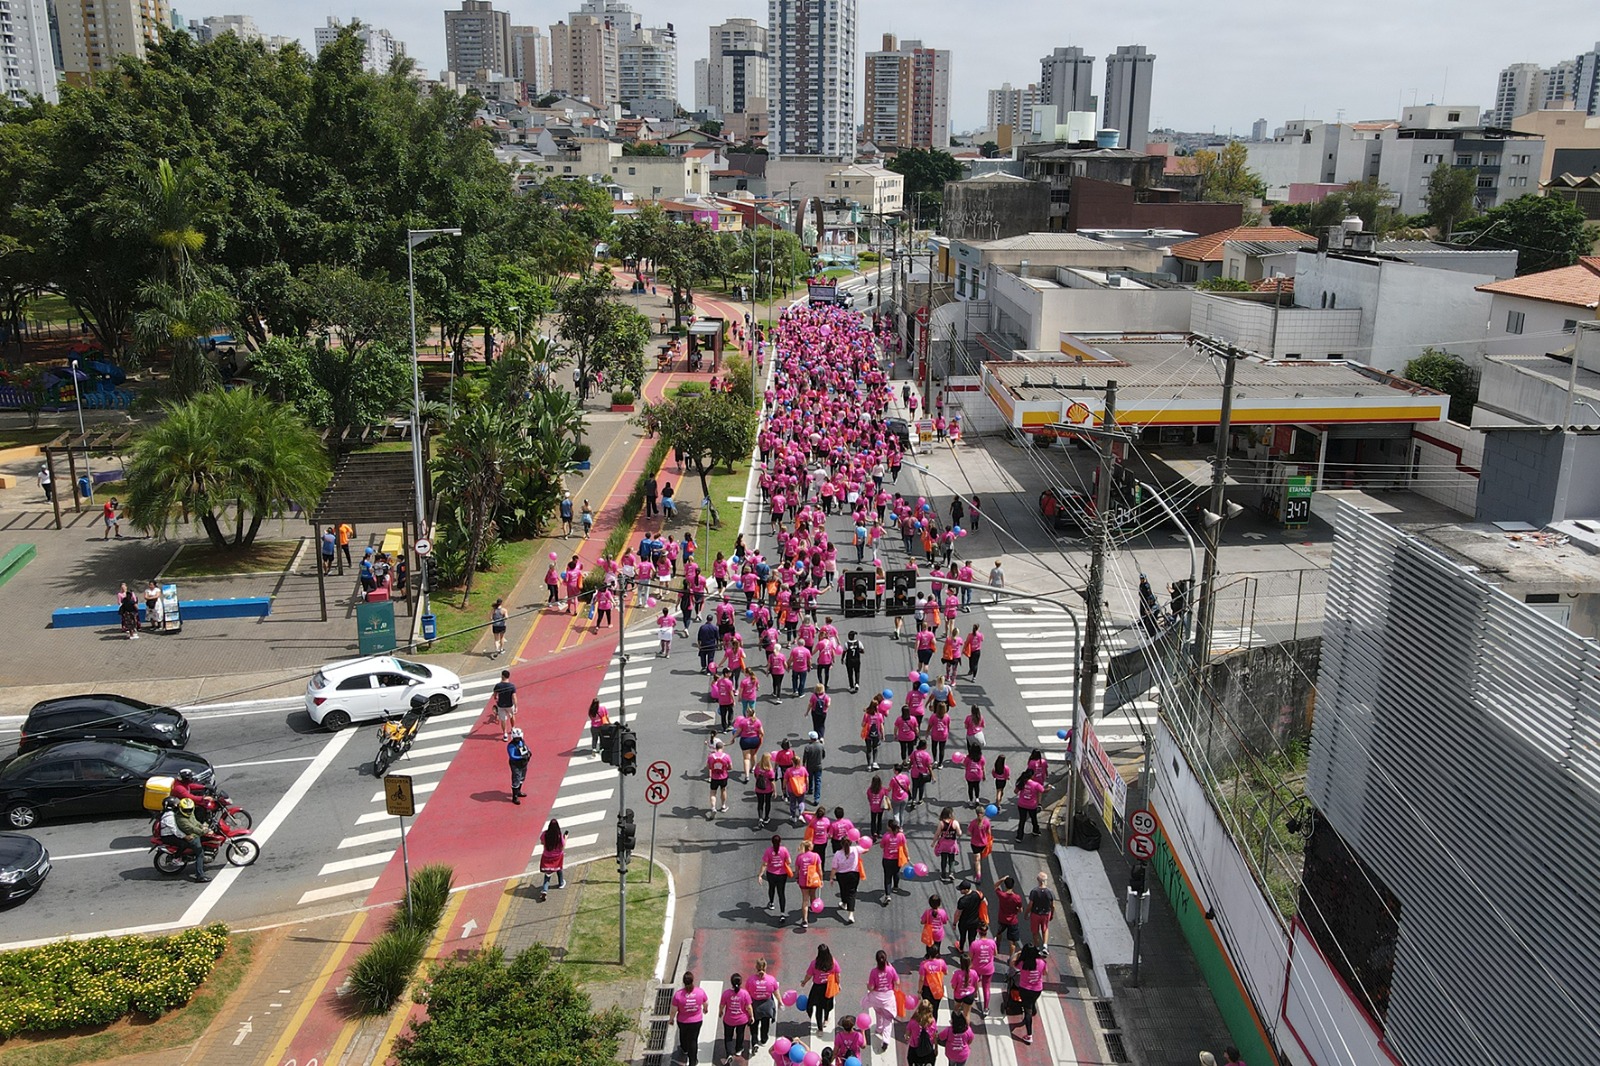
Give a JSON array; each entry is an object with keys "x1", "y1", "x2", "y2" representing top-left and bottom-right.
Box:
[
  {"x1": 722, "y1": 1022, "x2": 747, "y2": 1059},
  {"x1": 911, "y1": 775, "x2": 930, "y2": 804},
  {"x1": 837, "y1": 870, "x2": 861, "y2": 910},
  {"x1": 816, "y1": 664, "x2": 831, "y2": 687},
  {"x1": 808, "y1": 984, "x2": 832, "y2": 1028},
  {"x1": 899, "y1": 740, "x2": 915, "y2": 761},
  {"x1": 766, "y1": 872, "x2": 789, "y2": 911},
  {"x1": 596, "y1": 608, "x2": 611, "y2": 626},
  {"x1": 751, "y1": 1005, "x2": 774, "y2": 1044},
  {"x1": 678, "y1": 1021, "x2": 703, "y2": 1066},
  {"x1": 939, "y1": 851, "x2": 957, "y2": 878},
  {"x1": 1017, "y1": 806, "x2": 1040, "y2": 837},
  {"x1": 931, "y1": 739, "x2": 946, "y2": 763},
  {"x1": 845, "y1": 660, "x2": 862, "y2": 688},
  {"x1": 864, "y1": 738, "x2": 880, "y2": 767},
  {"x1": 1020, "y1": 988, "x2": 1041, "y2": 1035},
  {"x1": 870, "y1": 809, "x2": 885, "y2": 836},
  {"x1": 882, "y1": 860, "x2": 901, "y2": 896},
  {"x1": 967, "y1": 778, "x2": 982, "y2": 803},
  {"x1": 756, "y1": 792, "x2": 773, "y2": 822}
]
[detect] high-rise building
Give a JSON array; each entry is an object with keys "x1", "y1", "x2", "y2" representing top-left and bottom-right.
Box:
[
  {"x1": 1102, "y1": 44, "x2": 1155, "y2": 152},
  {"x1": 1039, "y1": 46, "x2": 1095, "y2": 117},
  {"x1": 769, "y1": 0, "x2": 856, "y2": 157},
  {"x1": 1, "y1": 0, "x2": 57, "y2": 103},
  {"x1": 700, "y1": 17, "x2": 767, "y2": 119},
  {"x1": 444, "y1": 0, "x2": 511, "y2": 78},
  {"x1": 617, "y1": 22, "x2": 676, "y2": 106},
  {"x1": 549, "y1": 13, "x2": 617, "y2": 105},
  {"x1": 509, "y1": 24, "x2": 550, "y2": 95},
  {"x1": 987, "y1": 81, "x2": 1044, "y2": 137},
  {"x1": 1575, "y1": 42, "x2": 1600, "y2": 116},
  {"x1": 313, "y1": 17, "x2": 406, "y2": 73},
  {"x1": 1542, "y1": 59, "x2": 1576, "y2": 107},
  {"x1": 54, "y1": 0, "x2": 168, "y2": 84},
  {"x1": 1251, "y1": 117, "x2": 1268, "y2": 141},
  {"x1": 1490, "y1": 62, "x2": 1545, "y2": 125},
  {"x1": 862, "y1": 34, "x2": 950, "y2": 150}
]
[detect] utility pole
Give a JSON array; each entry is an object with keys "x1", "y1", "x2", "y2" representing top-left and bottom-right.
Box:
[
  {"x1": 1191, "y1": 346, "x2": 1241, "y2": 708},
  {"x1": 1067, "y1": 380, "x2": 1118, "y2": 839}
]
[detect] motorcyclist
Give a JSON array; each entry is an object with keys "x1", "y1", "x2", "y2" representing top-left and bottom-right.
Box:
[
  {"x1": 170, "y1": 768, "x2": 222, "y2": 826},
  {"x1": 172, "y1": 798, "x2": 211, "y2": 882}
]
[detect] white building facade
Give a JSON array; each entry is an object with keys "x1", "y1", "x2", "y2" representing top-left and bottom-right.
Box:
[
  {"x1": 768, "y1": 0, "x2": 856, "y2": 157},
  {"x1": 0, "y1": 0, "x2": 57, "y2": 103}
]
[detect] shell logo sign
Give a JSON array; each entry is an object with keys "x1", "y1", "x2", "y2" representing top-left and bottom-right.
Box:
[{"x1": 1065, "y1": 401, "x2": 1092, "y2": 424}]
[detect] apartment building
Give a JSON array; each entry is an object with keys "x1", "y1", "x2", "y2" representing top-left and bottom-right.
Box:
[
  {"x1": 0, "y1": 0, "x2": 57, "y2": 103},
  {"x1": 55, "y1": 0, "x2": 168, "y2": 84},
  {"x1": 861, "y1": 34, "x2": 950, "y2": 150},
  {"x1": 768, "y1": 0, "x2": 856, "y2": 157}
]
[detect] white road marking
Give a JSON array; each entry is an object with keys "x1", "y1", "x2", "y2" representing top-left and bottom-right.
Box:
[
  {"x1": 355, "y1": 801, "x2": 424, "y2": 825},
  {"x1": 552, "y1": 787, "x2": 615, "y2": 809},
  {"x1": 560, "y1": 767, "x2": 621, "y2": 787},
  {"x1": 213, "y1": 756, "x2": 318, "y2": 769},
  {"x1": 47, "y1": 846, "x2": 149, "y2": 861},
  {"x1": 298, "y1": 876, "x2": 379, "y2": 905},
  {"x1": 318, "y1": 852, "x2": 392, "y2": 876},
  {"x1": 337, "y1": 826, "x2": 403, "y2": 849}
]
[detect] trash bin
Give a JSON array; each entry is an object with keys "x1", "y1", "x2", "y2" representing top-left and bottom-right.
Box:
[
  {"x1": 77, "y1": 475, "x2": 92, "y2": 501},
  {"x1": 421, "y1": 613, "x2": 437, "y2": 642}
]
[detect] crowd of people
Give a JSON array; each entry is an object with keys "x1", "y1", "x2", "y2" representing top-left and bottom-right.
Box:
[{"x1": 656, "y1": 303, "x2": 1064, "y2": 1064}]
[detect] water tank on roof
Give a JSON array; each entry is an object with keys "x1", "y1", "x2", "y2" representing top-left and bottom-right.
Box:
[
  {"x1": 1096, "y1": 128, "x2": 1121, "y2": 149},
  {"x1": 1342, "y1": 215, "x2": 1364, "y2": 232}
]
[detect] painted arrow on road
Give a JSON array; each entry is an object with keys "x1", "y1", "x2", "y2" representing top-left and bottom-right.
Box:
[{"x1": 460, "y1": 918, "x2": 479, "y2": 939}]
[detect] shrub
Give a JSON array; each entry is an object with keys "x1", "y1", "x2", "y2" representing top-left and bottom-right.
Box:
[
  {"x1": 0, "y1": 923, "x2": 230, "y2": 1036},
  {"x1": 572, "y1": 442, "x2": 593, "y2": 463},
  {"x1": 673, "y1": 381, "x2": 706, "y2": 397},
  {"x1": 347, "y1": 928, "x2": 428, "y2": 1016},
  {"x1": 610, "y1": 390, "x2": 635, "y2": 406},
  {"x1": 599, "y1": 435, "x2": 671, "y2": 566},
  {"x1": 390, "y1": 864, "x2": 454, "y2": 936}
]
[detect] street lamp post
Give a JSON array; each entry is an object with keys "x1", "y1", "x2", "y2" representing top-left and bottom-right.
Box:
[
  {"x1": 407, "y1": 227, "x2": 463, "y2": 626},
  {"x1": 69, "y1": 358, "x2": 89, "y2": 496}
]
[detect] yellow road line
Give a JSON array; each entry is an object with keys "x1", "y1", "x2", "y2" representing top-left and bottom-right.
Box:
[
  {"x1": 260, "y1": 909, "x2": 368, "y2": 1066},
  {"x1": 483, "y1": 873, "x2": 522, "y2": 944}
]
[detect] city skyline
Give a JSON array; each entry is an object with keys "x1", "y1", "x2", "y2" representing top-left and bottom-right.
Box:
[{"x1": 169, "y1": 0, "x2": 1586, "y2": 135}]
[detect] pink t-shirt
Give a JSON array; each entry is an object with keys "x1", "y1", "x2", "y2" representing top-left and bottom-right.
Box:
[
  {"x1": 672, "y1": 986, "x2": 709, "y2": 1023},
  {"x1": 707, "y1": 751, "x2": 732, "y2": 781},
  {"x1": 720, "y1": 986, "x2": 752, "y2": 1026},
  {"x1": 1016, "y1": 958, "x2": 1047, "y2": 992},
  {"x1": 969, "y1": 937, "x2": 998, "y2": 975},
  {"x1": 865, "y1": 965, "x2": 899, "y2": 992},
  {"x1": 762, "y1": 845, "x2": 791, "y2": 875}
]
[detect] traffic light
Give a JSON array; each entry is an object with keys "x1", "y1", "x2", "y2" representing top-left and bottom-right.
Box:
[
  {"x1": 618, "y1": 727, "x2": 638, "y2": 775},
  {"x1": 884, "y1": 570, "x2": 917, "y2": 616},
  {"x1": 596, "y1": 724, "x2": 619, "y2": 765},
  {"x1": 844, "y1": 570, "x2": 875, "y2": 618},
  {"x1": 616, "y1": 809, "x2": 637, "y2": 865},
  {"x1": 1129, "y1": 863, "x2": 1148, "y2": 894}
]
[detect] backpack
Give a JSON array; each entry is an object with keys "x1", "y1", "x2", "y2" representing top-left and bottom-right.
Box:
[
  {"x1": 910, "y1": 1024, "x2": 937, "y2": 1063},
  {"x1": 924, "y1": 967, "x2": 945, "y2": 1002},
  {"x1": 866, "y1": 718, "x2": 882, "y2": 743}
]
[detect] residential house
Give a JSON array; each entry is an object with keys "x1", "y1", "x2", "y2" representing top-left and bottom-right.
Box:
[
  {"x1": 1168, "y1": 225, "x2": 1313, "y2": 283},
  {"x1": 948, "y1": 231, "x2": 1163, "y2": 304},
  {"x1": 1477, "y1": 256, "x2": 1600, "y2": 356},
  {"x1": 825, "y1": 163, "x2": 904, "y2": 214}
]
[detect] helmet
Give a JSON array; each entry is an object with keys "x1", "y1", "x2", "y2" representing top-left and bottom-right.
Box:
[
  {"x1": 510, "y1": 727, "x2": 524, "y2": 739},
  {"x1": 177, "y1": 769, "x2": 197, "y2": 782},
  {"x1": 177, "y1": 798, "x2": 195, "y2": 812}
]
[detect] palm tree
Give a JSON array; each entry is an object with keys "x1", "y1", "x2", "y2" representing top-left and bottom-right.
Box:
[
  {"x1": 433, "y1": 405, "x2": 528, "y2": 606},
  {"x1": 124, "y1": 388, "x2": 330, "y2": 549}
]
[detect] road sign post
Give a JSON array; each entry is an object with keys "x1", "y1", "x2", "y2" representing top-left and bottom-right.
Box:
[
  {"x1": 385, "y1": 774, "x2": 415, "y2": 918},
  {"x1": 645, "y1": 777, "x2": 670, "y2": 883}
]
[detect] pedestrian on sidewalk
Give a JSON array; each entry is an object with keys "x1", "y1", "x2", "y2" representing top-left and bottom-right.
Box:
[
  {"x1": 320, "y1": 526, "x2": 337, "y2": 573},
  {"x1": 143, "y1": 579, "x2": 161, "y2": 631},
  {"x1": 563, "y1": 557, "x2": 583, "y2": 614},
  {"x1": 595, "y1": 585, "x2": 615, "y2": 628},
  {"x1": 718, "y1": 973, "x2": 752, "y2": 1065},
  {"x1": 671, "y1": 972, "x2": 710, "y2": 1066},
  {"x1": 490, "y1": 598, "x2": 508, "y2": 657},
  {"x1": 559, "y1": 493, "x2": 574, "y2": 536},
  {"x1": 492, "y1": 669, "x2": 517, "y2": 741},
  {"x1": 117, "y1": 582, "x2": 140, "y2": 639},
  {"x1": 37, "y1": 464, "x2": 52, "y2": 502},
  {"x1": 644, "y1": 473, "x2": 660, "y2": 517},
  {"x1": 102, "y1": 497, "x2": 122, "y2": 539},
  {"x1": 507, "y1": 728, "x2": 531, "y2": 803},
  {"x1": 757, "y1": 834, "x2": 792, "y2": 923},
  {"x1": 544, "y1": 558, "x2": 561, "y2": 605},
  {"x1": 987, "y1": 559, "x2": 1005, "y2": 604},
  {"x1": 580, "y1": 498, "x2": 594, "y2": 538},
  {"x1": 337, "y1": 522, "x2": 354, "y2": 567},
  {"x1": 862, "y1": 950, "x2": 901, "y2": 1053},
  {"x1": 1027, "y1": 870, "x2": 1058, "y2": 955}
]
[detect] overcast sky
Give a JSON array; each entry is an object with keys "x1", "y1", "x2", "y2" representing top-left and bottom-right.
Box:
[{"x1": 176, "y1": 0, "x2": 1593, "y2": 134}]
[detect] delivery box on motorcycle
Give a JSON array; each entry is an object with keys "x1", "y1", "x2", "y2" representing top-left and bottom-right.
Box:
[{"x1": 143, "y1": 775, "x2": 175, "y2": 812}]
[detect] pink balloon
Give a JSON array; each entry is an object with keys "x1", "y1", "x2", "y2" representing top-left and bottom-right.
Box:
[
  {"x1": 913, "y1": 862, "x2": 929, "y2": 877},
  {"x1": 772, "y1": 1038, "x2": 793, "y2": 1058},
  {"x1": 958, "y1": 529, "x2": 967, "y2": 537},
  {"x1": 647, "y1": 597, "x2": 659, "y2": 608},
  {"x1": 810, "y1": 898, "x2": 824, "y2": 913},
  {"x1": 855, "y1": 1012, "x2": 871, "y2": 1030},
  {"x1": 877, "y1": 699, "x2": 891, "y2": 714},
  {"x1": 781, "y1": 989, "x2": 799, "y2": 1007},
  {"x1": 906, "y1": 671, "x2": 919, "y2": 683},
  {"x1": 847, "y1": 827, "x2": 862, "y2": 842},
  {"x1": 549, "y1": 551, "x2": 558, "y2": 560},
  {"x1": 803, "y1": 1053, "x2": 822, "y2": 1066},
  {"x1": 950, "y1": 752, "x2": 966, "y2": 765},
  {"x1": 904, "y1": 995, "x2": 920, "y2": 1012},
  {"x1": 859, "y1": 835, "x2": 873, "y2": 849}
]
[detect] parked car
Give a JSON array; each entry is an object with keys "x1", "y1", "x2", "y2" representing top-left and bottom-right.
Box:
[
  {"x1": 1039, "y1": 486, "x2": 1096, "y2": 532},
  {"x1": 305, "y1": 657, "x2": 463, "y2": 731},
  {"x1": 884, "y1": 417, "x2": 913, "y2": 450},
  {"x1": 19, "y1": 694, "x2": 190, "y2": 753},
  {"x1": 0, "y1": 833, "x2": 50, "y2": 903},
  {"x1": 0, "y1": 740, "x2": 214, "y2": 829}
]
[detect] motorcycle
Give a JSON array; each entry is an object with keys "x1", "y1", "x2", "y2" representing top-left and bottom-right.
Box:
[
  {"x1": 149, "y1": 818, "x2": 260, "y2": 875},
  {"x1": 373, "y1": 709, "x2": 422, "y2": 777},
  {"x1": 194, "y1": 788, "x2": 252, "y2": 831}
]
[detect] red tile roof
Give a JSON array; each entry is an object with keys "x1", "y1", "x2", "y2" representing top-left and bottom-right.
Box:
[
  {"x1": 1171, "y1": 226, "x2": 1315, "y2": 262},
  {"x1": 1251, "y1": 276, "x2": 1295, "y2": 294},
  {"x1": 1476, "y1": 258, "x2": 1600, "y2": 309}
]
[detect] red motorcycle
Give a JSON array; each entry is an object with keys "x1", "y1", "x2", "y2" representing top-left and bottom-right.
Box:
[
  {"x1": 149, "y1": 818, "x2": 260, "y2": 875},
  {"x1": 195, "y1": 788, "x2": 252, "y2": 830}
]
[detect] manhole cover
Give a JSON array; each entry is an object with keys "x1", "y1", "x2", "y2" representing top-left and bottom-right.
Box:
[{"x1": 679, "y1": 710, "x2": 714, "y2": 725}]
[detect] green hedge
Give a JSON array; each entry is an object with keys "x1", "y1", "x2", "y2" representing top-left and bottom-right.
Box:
[
  {"x1": 585, "y1": 435, "x2": 671, "y2": 592},
  {"x1": 0, "y1": 923, "x2": 230, "y2": 1036},
  {"x1": 348, "y1": 864, "x2": 455, "y2": 1016}
]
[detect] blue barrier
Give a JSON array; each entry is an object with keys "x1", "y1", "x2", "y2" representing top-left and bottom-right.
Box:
[{"x1": 51, "y1": 596, "x2": 271, "y2": 628}]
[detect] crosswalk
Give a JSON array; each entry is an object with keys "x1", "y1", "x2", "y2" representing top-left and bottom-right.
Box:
[
  {"x1": 983, "y1": 605, "x2": 1260, "y2": 754},
  {"x1": 676, "y1": 980, "x2": 1081, "y2": 1066},
  {"x1": 296, "y1": 633, "x2": 660, "y2": 907}
]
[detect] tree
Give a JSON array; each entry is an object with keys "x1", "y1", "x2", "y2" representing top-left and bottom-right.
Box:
[
  {"x1": 886, "y1": 149, "x2": 964, "y2": 227},
  {"x1": 1454, "y1": 194, "x2": 1597, "y2": 275},
  {"x1": 1404, "y1": 348, "x2": 1479, "y2": 423},
  {"x1": 698, "y1": 119, "x2": 723, "y2": 137},
  {"x1": 1196, "y1": 276, "x2": 1253, "y2": 292},
  {"x1": 556, "y1": 268, "x2": 649, "y2": 397},
  {"x1": 1336, "y1": 179, "x2": 1395, "y2": 234},
  {"x1": 1423, "y1": 162, "x2": 1477, "y2": 239},
  {"x1": 979, "y1": 141, "x2": 1000, "y2": 159},
  {"x1": 394, "y1": 944, "x2": 627, "y2": 1066},
  {"x1": 1194, "y1": 142, "x2": 1266, "y2": 202},
  {"x1": 432, "y1": 404, "x2": 525, "y2": 605},
  {"x1": 621, "y1": 141, "x2": 669, "y2": 156},
  {"x1": 642, "y1": 391, "x2": 757, "y2": 508},
  {"x1": 250, "y1": 335, "x2": 411, "y2": 450},
  {"x1": 1269, "y1": 202, "x2": 1313, "y2": 229},
  {"x1": 124, "y1": 388, "x2": 330, "y2": 549},
  {"x1": 291, "y1": 265, "x2": 409, "y2": 356},
  {"x1": 614, "y1": 203, "x2": 720, "y2": 326}
]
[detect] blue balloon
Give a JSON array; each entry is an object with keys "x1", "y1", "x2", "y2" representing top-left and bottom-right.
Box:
[
  {"x1": 1056, "y1": 728, "x2": 1069, "y2": 740},
  {"x1": 918, "y1": 672, "x2": 929, "y2": 684},
  {"x1": 795, "y1": 994, "x2": 809, "y2": 1012},
  {"x1": 846, "y1": 1058, "x2": 862, "y2": 1066},
  {"x1": 789, "y1": 1044, "x2": 807, "y2": 1062},
  {"x1": 746, "y1": 609, "x2": 756, "y2": 620},
  {"x1": 919, "y1": 683, "x2": 930, "y2": 694},
  {"x1": 882, "y1": 688, "x2": 894, "y2": 700},
  {"x1": 901, "y1": 864, "x2": 917, "y2": 879},
  {"x1": 985, "y1": 804, "x2": 999, "y2": 818}
]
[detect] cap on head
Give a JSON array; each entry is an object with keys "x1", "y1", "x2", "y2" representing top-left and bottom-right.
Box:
[
  {"x1": 808, "y1": 731, "x2": 818, "y2": 741},
  {"x1": 958, "y1": 879, "x2": 972, "y2": 891}
]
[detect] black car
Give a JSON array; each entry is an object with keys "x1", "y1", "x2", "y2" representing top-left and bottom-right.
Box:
[
  {"x1": 19, "y1": 694, "x2": 190, "y2": 752},
  {"x1": 0, "y1": 833, "x2": 50, "y2": 903},
  {"x1": 0, "y1": 740, "x2": 213, "y2": 829},
  {"x1": 884, "y1": 417, "x2": 913, "y2": 450}
]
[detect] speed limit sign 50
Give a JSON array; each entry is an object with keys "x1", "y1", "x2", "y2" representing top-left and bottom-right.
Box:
[{"x1": 1129, "y1": 810, "x2": 1156, "y2": 837}]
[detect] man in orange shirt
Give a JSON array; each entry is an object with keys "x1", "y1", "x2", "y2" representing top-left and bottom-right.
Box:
[{"x1": 336, "y1": 522, "x2": 354, "y2": 567}]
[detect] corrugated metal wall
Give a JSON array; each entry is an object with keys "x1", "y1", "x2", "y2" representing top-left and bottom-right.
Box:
[{"x1": 1308, "y1": 501, "x2": 1600, "y2": 1064}]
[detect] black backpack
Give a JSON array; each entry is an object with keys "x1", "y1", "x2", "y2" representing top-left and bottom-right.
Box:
[
  {"x1": 866, "y1": 718, "x2": 882, "y2": 743},
  {"x1": 910, "y1": 1025, "x2": 936, "y2": 1063}
]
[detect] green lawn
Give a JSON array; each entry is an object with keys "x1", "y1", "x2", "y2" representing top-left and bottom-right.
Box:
[
  {"x1": 685, "y1": 462, "x2": 748, "y2": 565},
  {"x1": 0, "y1": 427, "x2": 68, "y2": 451},
  {"x1": 0, "y1": 936, "x2": 253, "y2": 1066},
  {"x1": 561, "y1": 866, "x2": 670, "y2": 986},
  {"x1": 21, "y1": 293, "x2": 75, "y2": 327},
  {"x1": 424, "y1": 536, "x2": 541, "y2": 655},
  {"x1": 163, "y1": 540, "x2": 301, "y2": 579}
]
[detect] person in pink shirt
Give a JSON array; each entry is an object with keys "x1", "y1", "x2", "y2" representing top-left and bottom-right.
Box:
[
  {"x1": 992, "y1": 755, "x2": 1011, "y2": 806},
  {"x1": 969, "y1": 925, "x2": 999, "y2": 1013},
  {"x1": 766, "y1": 644, "x2": 787, "y2": 698},
  {"x1": 905, "y1": 1001, "x2": 939, "y2": 1065},
  {"x1": 894, "y1": 706, "x2": 920, "y2": 763},
  {"x1": 751, "y1": 752, "x2": 776, "y2": 828},
  {"x1": 795, "y1": 840, "x2": 825, "y2": 928},
  {"x1": 963, "y1": 743, "x2": 988, "y2": 809},
  {"x1": 933, "y1": 807, "x2": 963, "y2": 882},
  {"x1": 909, "y1": 740, "x2": 934, "y2": 809},
  {"x1": 671, "y1": 971, "x2": 710, "y2": 1066},
  {"x1": 920, "y1": 892, "x2": 949, "y2": 955},
  {"x1": 889, "y1": 763, "x2": 912, "y2": 823},
  {"x1": 801, "y1": 941, "x2": 840, "y2": 1029},
  {"x1": 927, "y1": 705, "x2": 952, "y2": 766},
  {"x1": 956, "y1": 561, "x2": 975, "y2": 610},
  {"x1": 1012, "y1": 944, "x2": 1047, "y2": 1044},
  {"x1": 594, "y1": 585, "x2": 614, "y2": 629},
  {"x1": 1015, "y1": 768, "x2": 1047, "y2": 840},
  {"x1": 915, "y1": 624, "x2": 936, "y2": 668},
  {"x1": 941, "y1": 1009, "x2": 977, "y2": 1064},
  {"x1": 948, "y1": 952, "x2": 980, "y2": 1019},
  {"x1": 718, "y1": 973, "x2": 752, "y2": 1064},
  {"x1": 860, "y1": 698, "x2": 886, "y2": 771},
  {"x1": 712, "y1": 671, "x2": 736, "y2": 733},
  {"x1": 963, "y1": 706, "x2": 986, "y2": 752},
  {"x1": 562, "y1": 558, "x2": 583, "y2": 614},
  {"x1": 813, "y1": 632, "x2": 836, "y2": 689},
  {"x1": 737, "y1": 669, "x2": 760, "y2": 715},
  {"x1": 968, "y1": 805, "x2": 994, "y2": 883},
  {"x1": 877, "y1": 818, "x2": 908, "y2": 904},
  {"x1": 747, "y1": 958, "x2": 780, "y2": 1048},
  {"x1": 787, "y1": 641, "x2": 812, "y2": 696},
  {"x1": 706, "y1": 738, "x2": 733, "y2": 817},
  {"x1": 917, "y1": 947, "x2": 949, "y2": 1024},
  {"x1": 1027, "y1": 748, "x2": 1050, "y2": 783},
  {"x1": 756, "y1": 833, "x2": 792, "y2": 921},
  {"x1": 734, "y1": 708, "x2": 764, "y2": 779},
  {"x1": 861, "y1": 950, "x2": 900, "y2": 1052},
  {"x1": 866, "y1": 774, "x2": 890, "y2": 838},
  {"x1": 831, "y1": 1014, "x2": 866, "y2": 1064}
]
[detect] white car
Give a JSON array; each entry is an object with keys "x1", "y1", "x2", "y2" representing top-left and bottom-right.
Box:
[{"x1": 305, "y1": 657, "x2": 463, "y2": 731}]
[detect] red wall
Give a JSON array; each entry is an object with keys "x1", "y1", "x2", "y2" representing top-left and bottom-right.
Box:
[{"x1": 1068, "y1": 177, "x2": 1242, "y2": 233}]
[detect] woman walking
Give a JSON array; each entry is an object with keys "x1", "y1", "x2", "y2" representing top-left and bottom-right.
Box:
[
  {"x1": 878, "y1": 818, "x2": 908, "y2": 905},
  {"x1": 490, "y1": 598, "x2": 509, "y2": 656},
  {"x1": 963, "y1": 624, "x2": 984, "y2": 678},
  {"x1": 906, "y1": 1001, "x2": 939, "y2": 1066},
  {"x1": 992, "y1": 755, "x2": 1011, "y2": 806},
  {"x1": 802, "y1": 942, "x2": 840, "y2": 1032},
  {"x1": 861, "y1": 950, "x2": 901, "y2": 1053},
  {"x1": 796, "y1": 840, "x2": 825, "y2": 928},
  {"x1": 536, "y1": 818, "x2": 565, "y2": 901},
  {"x1": 866, "y1": 774, "x2": 889, "y2": 838},
  {"x1": 968, "y1": 806, "x2": 993, "y2": 883},
  {"x1": 829, "y1": 832, "x2": 866, "y2": 924},
  {"x1": 735, "y1": 708, "x2": 764, "y2": 779},
  {"x1": 860, "y1": 698, "x2": 885, "y2": 771},
  {"x1": 916, "y1": 946, "x2": 948, "y2": 1025},
  {"x1": 118, "y1": 583, "x2": 140, "y2": 639},
  {"x1": 594, "y1": 585, "x2": 615, "y2": 629},
  {"x1": 706, "y1": 738, "x2": 733, "y2": 817},
  {"x1": 751, "y1": 753, "x2": 776, "y2": 828},
  {"x1": 1012, "y1": 945, "x2": 1047, "y2": 1045},
  {"x1": 963, "y1": 743, "x2": 987, "y2": 809},
  {"x1": 909, "y1": 740, "x2": 934, "y2": 810},
  {"x1": 671, "y1": 972, "x2": 710, "y2": 1066},
  {"x1": 1015, "y1": 769, "x2": 1046, "y2": 840},
  {"x1": 718, "y1": 973, "x2": 752, "y2": 1065},
  {"x1": 748, "y1": 959, "x2": 780, "y2": 1048},
  {"x1": 934, "y1": 807, "x2": 963, "y2": 882},
  {"x1": 757, "y1": 834, "x2": 792, "y2": 923},
  {"x1": 969, "y1": 924, "x2": 998, "y2": 1014}
]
